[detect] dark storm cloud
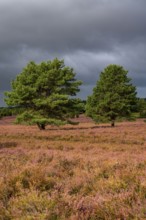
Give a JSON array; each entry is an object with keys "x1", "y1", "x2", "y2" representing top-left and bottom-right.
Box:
[{"x1": 0, "y1": 0, "x2": 146, "y2": 106}]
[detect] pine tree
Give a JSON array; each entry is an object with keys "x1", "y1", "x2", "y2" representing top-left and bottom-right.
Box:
[
  {"x1": 86, "y1": 64, "x2": 137, "y2": 126},
  {"x1": 5, "y1": 58, "x2": 82, "y2": 129}
]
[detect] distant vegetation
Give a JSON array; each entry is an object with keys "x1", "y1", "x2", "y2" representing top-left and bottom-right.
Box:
[
  {"x1": 137, "y1": 98, "x2": 146, "y2": 118},
  {"x1": 0, "y1": 106, "x2": 25, "y2": 118}
]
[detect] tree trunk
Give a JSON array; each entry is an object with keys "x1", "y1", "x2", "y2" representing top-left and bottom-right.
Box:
[
  {"x1": 37, "y1": 123, "x2": 46, "y2": 130},
  {"x1": 111, "y1": 120, "x2": 115, "y2": 127}
]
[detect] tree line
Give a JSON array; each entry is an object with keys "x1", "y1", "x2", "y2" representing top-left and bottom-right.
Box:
[{"x1": 2, "y1": 58, "x2": 146, "y2": 129}]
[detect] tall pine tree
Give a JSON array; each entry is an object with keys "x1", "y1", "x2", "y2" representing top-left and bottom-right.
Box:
[{"x1": 86, "y1": 64, "x2": 137, "y2": 126}]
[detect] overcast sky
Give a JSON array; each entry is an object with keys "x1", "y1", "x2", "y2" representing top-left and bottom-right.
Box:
[{"x1": 0, "y1": 0, "x2": 146, "y2": 106}]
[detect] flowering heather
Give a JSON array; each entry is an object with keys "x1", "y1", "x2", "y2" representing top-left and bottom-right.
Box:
[{"x1": 0, "y1": 116, "x2": 146, "y2": 219}]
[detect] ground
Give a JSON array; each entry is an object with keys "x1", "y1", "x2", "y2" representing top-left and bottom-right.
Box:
[{"x1": 0, "y1": 116, "x2": 146, "y2": 219}]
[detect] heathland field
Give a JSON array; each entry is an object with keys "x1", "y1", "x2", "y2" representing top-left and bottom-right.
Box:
[{"x1": 0, "y1": 116, "x2": 146, "y2": 219}]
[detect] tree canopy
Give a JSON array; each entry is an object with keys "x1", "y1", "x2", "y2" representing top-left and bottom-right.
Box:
[
  {"x1": 5, "y1": 58, "x2": 82, "y2": 129},
  {"x1": 86, "y1": 64, "x2": 137, "y2": 126}
]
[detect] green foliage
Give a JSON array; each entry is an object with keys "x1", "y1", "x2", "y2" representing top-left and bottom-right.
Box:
[
  {"x1": 137, "y1": 98, "x2": 146, "y2": 118},
  {"x1": 5, "y1": 58, "x2": 82, "y2": 129},
  {"x1": 86, "y1": 64, "x2": 137, "y2": 126},
  {"x1": 0, "y1": 107, "x2": 25, "y2": 118},
  {"x1": 0, "y1": 107, "x2": 13, "y2": 118}
]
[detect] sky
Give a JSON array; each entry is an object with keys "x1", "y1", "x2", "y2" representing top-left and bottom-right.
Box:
[{"x1": 0, "y1": 0, "x2": 146, "y2": 106}]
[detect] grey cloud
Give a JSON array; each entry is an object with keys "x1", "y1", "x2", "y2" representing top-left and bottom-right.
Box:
[
  {"x1": 0, "y1": 0, "x2": 146, "y2": 106},
  {"x1": 1, "y1": 0, "x2": 146, "y2": 53}
]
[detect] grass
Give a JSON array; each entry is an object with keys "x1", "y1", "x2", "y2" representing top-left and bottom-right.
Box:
[{"x1": 0, "y1": 117, "x2": 146, "y2": 219}]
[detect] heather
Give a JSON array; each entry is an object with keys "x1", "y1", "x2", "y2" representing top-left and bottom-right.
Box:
[{"x1": 0, "y1": 117, "x2": 146, "y2": 219}]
